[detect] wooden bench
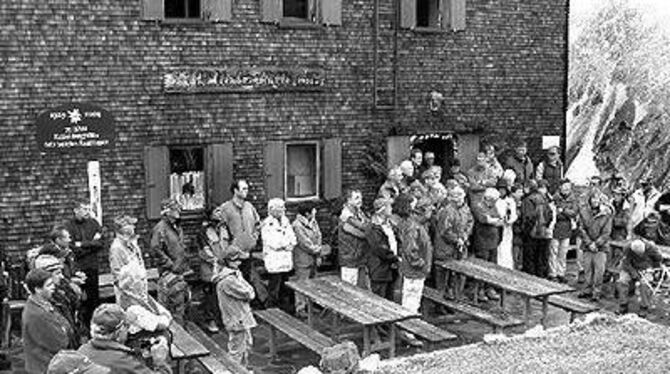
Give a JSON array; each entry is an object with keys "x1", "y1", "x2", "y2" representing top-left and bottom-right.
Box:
[
  {"x1": 395, "y1": 318, "x2": 457, "y2": 348},
  {"x1": 185, "y1": 322, "x2": 251, "y2": 374},
  {"x1": 1, "y1": 299, "x2": 25, "y2": 349},
  {"x1": 98, "y1": 267, "x2": 159, "y2": 299},
  {"x1": 548, "y1": 294, "x2": 600, "y2": 323},
  {"x1": 423, "y1": 287, "x2": 524, "y2": 333},
  {"x1": 254, "y1": 308, "x2": 336, "y2": 359}
]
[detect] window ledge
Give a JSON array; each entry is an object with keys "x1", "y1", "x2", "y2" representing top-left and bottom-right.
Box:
[
  {"x1": 279, "y1": 18, "x2": 322, "y2": 29},
  {"x1": 413, "y1": 27, "x2": 448, "y2": 34},
  {"x1": 285, "y1": 196, "x2": 321, "y2": 204},
  {"x1": 160, "y1": 18, "x2": 208, "y2": 25}
]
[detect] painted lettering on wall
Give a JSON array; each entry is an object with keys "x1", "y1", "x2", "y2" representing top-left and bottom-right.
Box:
[
  {"x1": 163, "y1": 67, "x2": 326, "y2": 93},
  {"x1": 36, "y1": 103, "x2": 115, "y2": 152}
]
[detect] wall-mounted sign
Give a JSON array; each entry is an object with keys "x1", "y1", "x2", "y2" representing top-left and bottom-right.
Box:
[
  {"x1": 36, "y1": 103, "x2": 115, "y2": 151},
  {"x1": 163, "y1": 67, "x2": 325, "y2": 93}
]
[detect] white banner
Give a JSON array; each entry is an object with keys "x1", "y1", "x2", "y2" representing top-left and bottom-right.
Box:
[{"x1": 87, "y1": 161, "x2": 102, "y2": 225}]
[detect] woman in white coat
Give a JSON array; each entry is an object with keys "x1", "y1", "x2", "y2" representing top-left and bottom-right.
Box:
[
  {"x1": 261, "y1": 198, "x2": 297, "y2": 312},
  {"x1": 496, "y1": 178, "x2": 518, "y2": 269}
]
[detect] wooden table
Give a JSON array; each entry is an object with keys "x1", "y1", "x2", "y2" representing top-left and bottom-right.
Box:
[
  {"x1": 438, "y1": 258, "x2": 574, "y2": 327},
  {"x1": 286, "y1": 275, "x2": 418, "y2": 357}
]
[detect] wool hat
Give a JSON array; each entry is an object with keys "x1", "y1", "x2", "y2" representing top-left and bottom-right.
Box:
[
  {"x1": 47, "y1": 350, "x2": 109, "y2": 374},
  {"x1": 33, "y1": 254, "x2": 64, "y2": 272},
  {"x1": 113, "y1": 214, "x2": 137, "y2": 231},
  {"x1": 91, "y1": 304, "x2": 131, "y2": 335}
]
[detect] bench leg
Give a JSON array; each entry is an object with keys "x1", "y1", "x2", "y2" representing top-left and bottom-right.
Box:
[
  {"x1": 541, "y1": 296, "x2": 549, "y2": 328},
  {"x1": 524, "y1": 297, "x2": 531, "y2": 327},
  {"x1": 331, "y1": 313, "x2": 340, "y2": 341},
  {"x1": 307, "y1": 300, "x2": 314, "y2": 328},
  {"x1": 569, "y1": 312, "x2": 575, "y2": 323},
  {"x1": 500, "y1": 289, "x2": 506, "y2": 310},
  {"x1": 494, "y1": 326, "x2": 502, "y2": 334},
  {"x1": 363, "y1": 326, "x2": 371, "y2": 357},
  {"x1": 473, "y1": 282, "x2": 480, "y2": 305},
  {"x1": 389, "y1": 323, "x2": 397, "y2": 358},
  {"x1": 268, "y1": 326, "x2": 277, "y2": 359}
]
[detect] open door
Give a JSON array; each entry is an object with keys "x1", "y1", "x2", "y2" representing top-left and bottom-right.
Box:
[{"x1": 387, "y1": 136, "x2": 412, "y2": 169}]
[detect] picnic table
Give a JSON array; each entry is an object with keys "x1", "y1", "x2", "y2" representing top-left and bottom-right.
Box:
[
  {"x1": 286, "y1": 275, "x2": 418, "y2": 357},
  {"x1": 438, "y1": 258, "x2": 574, "y2": 327}
]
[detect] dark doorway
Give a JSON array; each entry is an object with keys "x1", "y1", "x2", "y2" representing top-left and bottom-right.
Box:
[{"x1": 412, "y1": 134, "x2": 455, "y2": 171}]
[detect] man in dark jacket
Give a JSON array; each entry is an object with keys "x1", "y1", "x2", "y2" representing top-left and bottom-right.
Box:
[
  {"x1": 338, "y1": 189, "x2": 370, "y2": 288},
  {"x1": 535, "y1": 146, "x2": 564, "y2": 194},
  {"x1": 616, "y1": 239, "x2": 664, "y2": 317},
  {"x1": 578, "y1": 193, "x2": 613, "y2": 301},
  {"x1": 78, "y1": 304, "x2": 167, "y2": 374},
  {"x1": 292, "y1": 203, "x2": 328, "y2": 317},
  {"x1": 472, "y1": 188, "x2": 503, "y2": 301},
  {"x1": 549, "y1": 180, "x2": 578, "y2": 283},
  {"x1": 365, "y1": 198, "x2": 399, "y2": 302},
  {"x1": 64, "y1": 200, "x2": 104, "y2": 328},
  {"x1": 504, "y1": 140, "x2": 534, "y2": 187},
  {"x1": 521, "y1": 180, "x2": 554, "y2": 278}
]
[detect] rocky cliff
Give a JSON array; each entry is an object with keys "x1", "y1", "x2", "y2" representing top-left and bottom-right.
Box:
[{"x1": 566, "y1": 0, "x2": 670, "y2": 189}]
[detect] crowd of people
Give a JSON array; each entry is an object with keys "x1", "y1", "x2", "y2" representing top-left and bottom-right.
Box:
[{"x1": 17, "y1": 141, "x2": 670, "y2": 373}]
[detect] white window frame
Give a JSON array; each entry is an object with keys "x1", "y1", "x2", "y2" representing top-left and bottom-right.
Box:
[{"x1": 284, "y1": 141, "x2": 320, "y2": 202}]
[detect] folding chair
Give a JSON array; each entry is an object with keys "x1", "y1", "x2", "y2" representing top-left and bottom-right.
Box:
[{"x1": 639, "y1": 264, "x2": 670, "y2": 299}]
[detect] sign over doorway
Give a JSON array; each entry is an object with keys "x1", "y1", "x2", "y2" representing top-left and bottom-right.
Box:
[{"x1": 36, "y1": 103, "x2": 115, "y2": 151}]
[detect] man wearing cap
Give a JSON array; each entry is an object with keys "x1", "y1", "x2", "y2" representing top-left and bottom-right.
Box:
[
  {"x1": 64, "y1": 200, "x2": 104, "y2": 328},
  {"x1": 535, "y1": 146, "x2": 564, "y2": 195},
  {"x1": 78, "y1": 304, "x2": 167, "y2": 373},
  {"x1": 39, "y1": 225, "x2": 78, "y2": 279},
  {"x1": 151, "y1": 198, "x2": 188, "y2": 275},
  {"x1": 616, "y1": 239, "x2": 664, "y2": 317},
  {"x1": 33, "y1": 254, "x2": 82, "y2": 348},
  {"x1": 47, "y1": 350, "x2": 110, "y2": 374},
  {"x1": 433, "y1": 186, "x2": 473, "y2": 299},
  {"x1": 23, "y1": 268, "x2": 76, "y2": 374},
  {"x1": 504, "y1": 140, "x2": 534, "y2": 187},
  {"x1": 109, "y1": 214, "x2": 147, "y2": 300},
  {"x1": 578, "y1": 193, "x2": 613, "y2": 301}
]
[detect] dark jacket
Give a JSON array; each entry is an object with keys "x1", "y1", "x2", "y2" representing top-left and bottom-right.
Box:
[
  {"x1": 611, "y1": 200, "x2": 631, "y2": 241},
  {"x1": 535, "y1": 159, "x2": 563, "y2": 194},
  {"x1": 397, "y1": 216, "x2": 433, "y2": 279},
  {"x1": 64, "y1": 217, "x2": 104, "y2": 270},
  {"x1": 433, "y1": 203, "x2": 473, "y2": 261},
  {"x1": 552, "y1": 191, "x2": 579, "y2": 240},
  {"x1": 52, "y1": 278, "x2": 82, "y2": 348},
  {"x1": 292, "y1": 214, "x2": 323, "y2": 269},
  {"x1": 504, "y1": 154, "x2": 534, "y2": 186},
  {"x1": 151, "y1": 218, "x2": 188, "y2": 274},
  {"x1": 522, "y1": 191, "x2": 554, "y2": 239},
  {"x1": 337, "y1": 205, "x2": 369, "y2": 268},
  {"x1": 78, "y1": 338, "x2": 157, "y2": 374},
  {"x1": 472, "y1": 201, "x2": 502, "y2": 251},
  {"x1": 621, "y1": 240, "x2": 663, "y2": 278},
  {"x1": 579, "y1": 205, "x2": 613, "y2": 252},
  {"x1": 365, "y1": 223, "x2": 398, "y2": 282},
  {"x1": 22, "y1": 295, "x2": 75, "y2": 374}
]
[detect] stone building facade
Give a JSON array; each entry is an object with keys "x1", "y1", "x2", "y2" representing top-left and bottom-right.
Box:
[{"x1": 1, "y1": 0, "x2": 568, "y2": 265}]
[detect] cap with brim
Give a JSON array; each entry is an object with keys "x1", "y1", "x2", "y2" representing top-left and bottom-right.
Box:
[
  {"x1": 47, "y1": 350, "x2": 110, "y2": 374},
  {"x1": 34, "y1": 254, "x2": 64, "y2": 272}
]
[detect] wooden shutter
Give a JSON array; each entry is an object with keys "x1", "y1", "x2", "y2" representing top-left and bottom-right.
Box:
[
  {"x1": 320, "y1": 0, "x2": 342, "y2": 26},
  {"x1": 144, "y1": 146, "x2": 169, "y2": 220},
  {"x1": 386, "y1": 136, "x2": 412, "y2": 169},
  {"x1": 440, "y1": 0, "x2": 451, "y2": 30},
  {"x1": 142, "y1": 0, "x2": 164, "y2": 20},
  {"x1": 450, "y1": 0, "x2": 466, "y2": 31},
  {"x1": 207, "y1": 143, "x2": 234, "y2": 208},
  {"x1": 400, "y1": 0, "x2": 416, "y2": 29},
  {"x1": 264, "y1": 140, "x2": 284, "y2": 199},
  {"x1": 204, "y1": 0, "x2": 232, "y2": 22},
  {"x1": 261, "y1": 0, "x2": 281, "y2": 23},
  {"x1": 456, "y1": 133, "x2": 479, "y2": 172},
  {"x1": 323, "y1": 138, "x2": 342, "y2": 199}
]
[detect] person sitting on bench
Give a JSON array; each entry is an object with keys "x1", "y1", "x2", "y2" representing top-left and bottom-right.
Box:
[{"x1": 617, "y1": 239, "x2": 663, "y2": 317}]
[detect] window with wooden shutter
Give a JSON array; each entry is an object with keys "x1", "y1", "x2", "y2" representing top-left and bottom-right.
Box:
[
  {"x1": 206, "y1": 143, "x2": 233, "y2": 208},
  {"x1": 400, "y1": 0, "x2": 416, "y2": 29},
  {"x1": 264, "y1": 140, "x2": 285, "y2": 199},
  {"x1": 142, "y1": 0, "x2": 164, "y2": 20},
  {"x1": 323, "y1": 138, "x2": 342, "y2": 200},
  {"x1": 450, "y1": 0, "x2": 466, "y2": 31},
  {"x1": 145, "y1": 146, "x2": 169, "y2": 219},
  {"x1": 261, "y1": 0, "x2": 282, "y2": 23},
  {"x1": 320, "y1": 0, "x2": 342, "y2": 26},
  {"x1": 204, "y1": 0, "x2": 232, "y2": 22}
]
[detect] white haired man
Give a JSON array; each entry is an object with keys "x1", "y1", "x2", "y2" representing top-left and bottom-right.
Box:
[{"x1": 261, "y1": 198, "x2": 297, "y2": 312}]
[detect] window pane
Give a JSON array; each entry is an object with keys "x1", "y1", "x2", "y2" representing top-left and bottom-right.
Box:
[
  {"x1": 187, "y1": 0, "x2": 200, "y2": 18},
  {"x1": 286, "y1": 144, "x2": 317, "y2": 198},
  {"x1": 165, "y1": 0, "x2": 186, "y2": 18},
  {"x1": 283, "y1": 0, "x2": 308, "y2": 19},
  {"x1": 416, "y1": 0, "x2": 440, "y2": 27},
  {"x1": 169, "y1": 148, "x2": 205, "y2": 210}
]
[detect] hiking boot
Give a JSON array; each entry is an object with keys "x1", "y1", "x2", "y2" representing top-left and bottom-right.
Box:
[
  {"x1": 444, "y1": 289, "x2": 455, "y2": 300},
  {"x1": 401, "y1": 332, "x2": 423, "y2": 347},
  {"x1": 205, "y1": 320, "x2": 220, "y2": 333},
  {"x1": 577, "y1": 290, "x2": 592, "y2": 299},
  {"x1": 638, "y1": 307, "x2": 649, "y2": 318},
  {"x1": 477, "y1": 290, "x2": 489, "y2": 302},
  {"x1": 486, "y1": 289, "x2": 500, "y2": 301},
  {"x1": 577, "y1": 271, "x2": 586, "y2": 284},
  {"x1": 591, "y1": 293, "x2": 601, "y2": 302},
  {"x1": 618, "y1": 305, "x2": 629, "y2": 315}
]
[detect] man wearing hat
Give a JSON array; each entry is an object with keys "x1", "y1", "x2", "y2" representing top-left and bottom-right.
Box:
[
  {"x1": 109, "y1": 214, "x2": 147, "y2": 300},
  {"x1": 433, "y1": 186, "x2": 473, "y2": 299},
  {"x1": 444, "y1": 159, "x2": 469, "y2": 190},
  {"x1": 151, "y1": 198, "x2": 191, "y2": 325},
  {"x1": 78, "y1": 304, "x2": 166, "y2": 373},
  {"x1": 503, "y1": 139, "x2": 534, "y2": 187},
  {"x1": 212, "y1": 244, "x2": 257, "y2": 367},
  {"x1": 47, "y1": 350, "x2": 110, "y2": 374}
]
